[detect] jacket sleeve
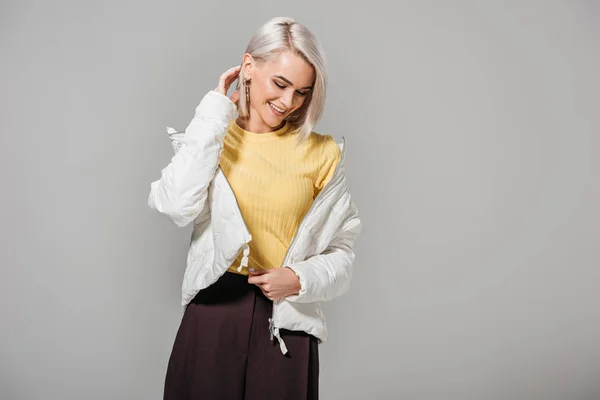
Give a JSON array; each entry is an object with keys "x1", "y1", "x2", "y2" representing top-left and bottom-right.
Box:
[
  {"x1": 148, "y1": 90, "x2": 236, "y2": 227},
  {"x1": 285, "y1": 196, "x2": 361, "y2": 303}
]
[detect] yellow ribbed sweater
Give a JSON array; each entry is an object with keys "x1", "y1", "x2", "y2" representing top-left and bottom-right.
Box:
[{"x1": 219, "y1": 120, "x2": 341, "y2": 276}]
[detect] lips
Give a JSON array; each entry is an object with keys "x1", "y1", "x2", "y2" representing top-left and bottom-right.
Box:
[{"x1": 268, "y1": 102, "x2": 286, "y2": 117}]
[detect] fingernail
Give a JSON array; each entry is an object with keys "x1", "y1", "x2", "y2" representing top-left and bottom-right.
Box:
[{"x1": 249, "y1": 268, "x2": 255, "y2": 272}]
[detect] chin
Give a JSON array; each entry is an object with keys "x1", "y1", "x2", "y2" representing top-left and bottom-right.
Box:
[{"x1": 261, "y1": 107, "x2": 285, "y2": 127}]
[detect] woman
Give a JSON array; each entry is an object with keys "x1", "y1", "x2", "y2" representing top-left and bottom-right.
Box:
[{"x1": 148, "y1": 16, "x2": 361, "y2": 399}]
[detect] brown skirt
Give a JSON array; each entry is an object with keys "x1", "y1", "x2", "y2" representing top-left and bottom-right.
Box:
[{"x1": 163, "y1": 271, "x2": 319, "y2": 400}]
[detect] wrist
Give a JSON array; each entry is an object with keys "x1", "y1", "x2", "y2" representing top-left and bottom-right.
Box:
[{"x1": 285, "y1": 267, "x2": 301, "y2": 294}]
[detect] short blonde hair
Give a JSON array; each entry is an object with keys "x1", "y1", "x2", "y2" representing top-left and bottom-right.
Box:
[{"x1": 237, "y1": 17, "x2": 327, "y2": 141}]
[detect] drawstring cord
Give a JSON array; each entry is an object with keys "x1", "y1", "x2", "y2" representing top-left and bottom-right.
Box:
[
  {"x1": 237, "y1": 242, "x2": 250, "y2": 273},
  {"x1": 273, "y1": 326, "x2": 287, "y2": 354},
  {"x1": 234, "y1": 238, "x2": 288, "y2": 354}
]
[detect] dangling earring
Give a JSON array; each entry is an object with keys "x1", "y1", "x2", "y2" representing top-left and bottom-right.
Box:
[{"x1": 244, "y1": 78, "x2": 251, "y2": 104}]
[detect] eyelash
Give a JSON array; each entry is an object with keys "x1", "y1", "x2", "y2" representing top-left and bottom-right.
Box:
[{"x1": 274, "y1": 81, "x2": 308, "y2": 96}]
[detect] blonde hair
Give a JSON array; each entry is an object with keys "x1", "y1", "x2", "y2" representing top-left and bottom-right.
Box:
[{"x1": 237, "y1": 17, "x2": 327, "y2": 141}]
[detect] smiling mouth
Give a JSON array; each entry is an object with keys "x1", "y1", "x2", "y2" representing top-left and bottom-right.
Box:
[{"x1": 268, "y1": 102, "x2": 287, "y2": 115}]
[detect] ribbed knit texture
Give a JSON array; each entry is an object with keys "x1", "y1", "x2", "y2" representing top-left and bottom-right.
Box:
[{"x1": 220, "y1": 120, "x2": 341, "y2": 276}]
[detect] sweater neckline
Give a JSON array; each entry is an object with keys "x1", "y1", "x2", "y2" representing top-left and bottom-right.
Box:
[{"x1": 229, "y1": 119, "x2": 293, "y2": 141}]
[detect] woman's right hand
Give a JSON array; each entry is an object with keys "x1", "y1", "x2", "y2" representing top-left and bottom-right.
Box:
[{"x1": 215, "y1": 65, "x2": 241, "y2": 105}]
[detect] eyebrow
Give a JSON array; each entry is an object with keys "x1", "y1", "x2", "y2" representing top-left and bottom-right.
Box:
[{"x1": 273, "y1": 75, "x2": 313, "y2": 90}]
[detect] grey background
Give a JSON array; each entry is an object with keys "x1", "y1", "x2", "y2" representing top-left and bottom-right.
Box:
[{"x1": 1, "y1": 1, "x2": 598, "y2": 399}]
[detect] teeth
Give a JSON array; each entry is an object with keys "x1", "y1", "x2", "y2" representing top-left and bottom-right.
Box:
[{"x1": 269, "y1": 103, "x2": 285, "y2": 113}]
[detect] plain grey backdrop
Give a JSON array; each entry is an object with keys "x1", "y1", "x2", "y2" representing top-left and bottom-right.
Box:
[{"x1": 1, "y1": 1, "x2": 598, "y2": 399}]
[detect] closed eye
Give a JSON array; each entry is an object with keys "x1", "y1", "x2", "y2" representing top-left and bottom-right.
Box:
[{"x1": 274, "y1": 80, "x2": 310, "y2": 96}]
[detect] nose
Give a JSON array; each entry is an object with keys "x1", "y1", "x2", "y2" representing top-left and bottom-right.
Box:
[{"x1": 281, "y1": 89, "x2": 294, "y2": 109}]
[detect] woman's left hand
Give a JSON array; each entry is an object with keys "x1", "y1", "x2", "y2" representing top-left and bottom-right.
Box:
[{"x1": 247, "y1": 267, "x2": 301, "y2": 301}]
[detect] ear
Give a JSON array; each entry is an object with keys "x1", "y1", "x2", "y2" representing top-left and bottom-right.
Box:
[{"x1": 241, "y1": 53, "x2": 254, "y2": 79}]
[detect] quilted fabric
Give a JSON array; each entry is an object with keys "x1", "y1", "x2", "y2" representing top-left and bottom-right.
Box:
[{"x1": 148, "y1": 91, "x2": 361, "y2": 354}]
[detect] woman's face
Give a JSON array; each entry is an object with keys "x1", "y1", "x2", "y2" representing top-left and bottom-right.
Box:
[{"x1": 244, "y1": 51, "x2": 315, "y2": 132}]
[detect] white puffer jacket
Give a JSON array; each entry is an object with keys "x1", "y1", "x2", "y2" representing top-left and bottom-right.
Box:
[{"x1": 148, "y1": 90, "x2": 361, "y2": 354}]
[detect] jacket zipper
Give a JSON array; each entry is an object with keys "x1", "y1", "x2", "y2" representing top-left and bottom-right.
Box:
[
  {"x1": 269, "y1": 139, "x2": 347, "y2": 342},
  {"x1": 216, "y1": 167, "x2": 253, "y2": 268}
]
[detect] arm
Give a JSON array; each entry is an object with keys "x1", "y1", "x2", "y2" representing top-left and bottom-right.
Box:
[
  {"x1": 148, "y1": 90, "x2": 236, "y2": 227},
  {"x1": 285, "y1": 196, "x2": 362, "y2": 303}
]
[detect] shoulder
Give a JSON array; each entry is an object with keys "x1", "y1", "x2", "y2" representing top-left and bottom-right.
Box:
[{"x1": 306, "y1": 131, "x2": 342, "y2": 163}]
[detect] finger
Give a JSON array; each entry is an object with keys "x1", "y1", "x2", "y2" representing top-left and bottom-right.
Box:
[
  {"x1": 222, "y1": 66, "x2": 241, "y2": 87},
  {"x1": 230, "y1": 89, "x2": 239, "y2": 105},
  {"x1": 261, "y1": 288, "x2": 275, "y2": 301},
  {"x1": 247, "y1": 275, "x2": 267, "y2": 285},
  {"x1": 248, "y1": 268, "x2": 268, "y2": 275},
  {"x1": 217, "y1": 66, "x2": 240, "y2": 94},
  {"x1": 225, "y1": 66, "x2": 240, "y2": 83},
  {"x1": 220, "y1": 65, "x2": 240, "y2": 81},
  {"x1": 224, "y1": 73, "x2": 240, "y2": 94}
]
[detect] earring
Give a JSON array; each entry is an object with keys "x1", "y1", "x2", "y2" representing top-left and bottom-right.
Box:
[{"x1": 244, "y1": 78, "x2": 251, "y2": 104}]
